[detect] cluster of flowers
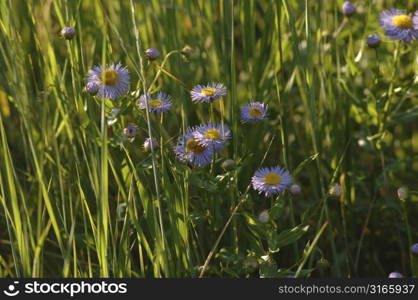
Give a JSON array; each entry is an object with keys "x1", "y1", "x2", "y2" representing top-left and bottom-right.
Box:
[
  {"x1": 81, "y1": 60, "x2": 291, "y2": 197},
  {"x1": 59, "y1": 4, "x2": 418, "y2": 201},
  {"x1": 341, "y1": 2, "x2": 418, "y2": 45}
]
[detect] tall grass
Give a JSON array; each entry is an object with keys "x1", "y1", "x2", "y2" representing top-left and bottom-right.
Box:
[{"x1": 0, "y1": 0, "x2": 417, "y2": 278}]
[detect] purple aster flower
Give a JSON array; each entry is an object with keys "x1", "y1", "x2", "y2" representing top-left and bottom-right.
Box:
[
  {"x1": 123, "y1": 125, "x2": 138, "y2": 138},
  {"x1": 145, "y1": 48, "x2": 160, "y2": 60},
  {"x1": 190, "y1": 83, "x2": 226, "y2": 103},
  {"x1": 240, "y1": 102, "x2": 268, "y2": 123},
  {"x1": 379, "y1": 10, "x2": 418, "y2": 42},
  {"x1": 137, "y1": 92, "x2": 172, "y2": 113},
  {"x1": 60, "y1": 27, "x2": 76, "y2": 40},
  {"x1": 366, "y1": 34, "x2": 381, "y2": 48},
  {"x1": 388, "y1": 272, "x2": 404, "y2": 278},
  {"x1": 251, "y1": 166, "x2": 292, "y2": 197},
  {"x1": 411, "y1": 243, "x2": 418, "y2": 256},
  {"x1": 174, "y1": 127, "x2": 214, "y2": 166},
  {"x1": 342, "y1": 2, "x2": 356, "y2": 17},
  {"x1": 193, "y1": 123, "x2": 232, "y2": 151},
  {"x1": 144, "y1": 137, "x2": 159, "y2": 151},
  {"x1": 87, "y1": 63, "x2": 130, "y2": 100}
]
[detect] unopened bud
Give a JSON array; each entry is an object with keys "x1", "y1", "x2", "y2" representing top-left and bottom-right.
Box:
[
  {"x1": 60, "y1": 27, "x2": 76, "y2": 40},
  {"x1": 145, "y1": 48, "x2": 160, "y2": 60}
]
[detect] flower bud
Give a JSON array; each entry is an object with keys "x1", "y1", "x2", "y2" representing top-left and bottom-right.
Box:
[
  {"x1": 290, "y1": 184, "x2": 302, "y2": 195},
  {"x1": 397, "y1": 186, "x2": 409, "y2": 201},
  {"x1": 144, "y1": 137, "x2": 159, "y2": 151},
  {"x1": 258, "y1": 210, "x2": 270, "y2": 223},
  {"x1": 221, "y1": 159, "x2": 236, "y2": 170},
  {"x1": 117, "y1": 203, "x2": 127, "y2": 220},
  {"x1": 145, "y1": 48, "x2": 160, "y2": 60},
  {"x1": 388, "y1": 272, "x2": 403, "y2": 278},
  {"x1": 316, "y1": 258, "x2": 330, "y2": 270},
  {"x1": 329, "y1": 183, "x2": 342, "y2": 197},
  {"x1": 60, "y1": 27, "x2": 76, "y2": 40},
  {"x1": 181, "y1": 45, "x2": 196, "y2": 60},
  {"x1": 366, "y1": 34, "x2": 381, "y2": 48},
  {"x1": 342, "y1": 1, "x2": 356, "y2": 17},
  {"x1": 411, "y1": 243, "x2": 418, "y2": 256},
  {"x1": 123, "y1": 125, "x2": 138, "y2": 138}
]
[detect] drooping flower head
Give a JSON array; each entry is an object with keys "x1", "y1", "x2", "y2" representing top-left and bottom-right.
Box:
[
  {"x1": 366, "y1": 34, "x2": 381, "y2": 48},
  {"x1": 193, "y1": 123, "x2": 232, "y2": 151},
  {"x1": 379, "y1": 10, "x2": 418, "y2": 42},
  {"x1": 342, "y1": 2, "x2": 356, "y2": 17},
  {"x1": 87, "y1": 63, "x2": 130, "y2": 100},
  {"x1": 190, "y1": 83, "x2": 226, "y2": 103},
  {"x1": 174, "y1": 127, "x2": 214, "y2": 166},
  {"x1": 240, "y1": 102, "x2": 268, "y2": 123},
  {"x1": 144, "y1": 137, "x2": 159, "y2": 151},
  {"x1": 251, "y1": 166, "x2": 292, "y2": 197},
  {"x1": 137, "y1": 92, "x2": 172, "y2": 113}
]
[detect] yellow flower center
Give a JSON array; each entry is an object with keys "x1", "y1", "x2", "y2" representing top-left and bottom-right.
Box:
[
  {"x1": 201, "y1": 88, "x2": 216, "y2": 97},
  {"x1": 264, "y1": 173, "x2": 281, "y2": 185},
  {"x1": 392, "y1": 15, "x2": 413, "y2": 29},
  {"x1": 102, "y1": 69, "x2": 119, "y2": 86},
  {"x1": 249, "y1": 107, "x2": 262, "y2": 118},
  {"x1": 204, "y1": 129, "x2": 220, "y2": 140},
  {"x1": 148, "y1": 99, "x2": 163, "y2": 107},
  {"x1": 186, "y1": 138, "x2": 206, "y2": 154}
]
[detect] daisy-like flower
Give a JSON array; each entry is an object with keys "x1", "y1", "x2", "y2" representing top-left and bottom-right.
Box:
[
  {"x1": 174, "y1": 127, "x2": 214, "y2": 166},
  {"x1": 87, "y1": 63, "x2": 130, "y2": 100},
  {"x1": 379, "y1": 10, "x2": 418, "y2": 42},
  {"x1": 240, "y1": 102, "x2": 268, "y2": 123},
  {"x1": 137, "y1": 92, "x2": 172, "y2": 113},
  {"x1": 193, "y1": 123, "x2": 232, "y2": 151},
  {"x1": 190, "y1": 83, "x2": 226, "y2": 103},
  {"x1": 251, "y1": 166, "x2": 292, "y2": 197}
]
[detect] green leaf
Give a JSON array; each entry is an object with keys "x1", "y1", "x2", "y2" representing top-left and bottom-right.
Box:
[
  {"x1": 292, "y1": 154, "x2": 319, "y2": 177},
  {"x1": 268, "y1": 225, "x2": 310, "y2": 253}
]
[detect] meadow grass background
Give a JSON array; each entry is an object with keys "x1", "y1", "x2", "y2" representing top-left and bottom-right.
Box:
[{"x1": 0, "y1": 0, "x2": 418, "y2": 278}]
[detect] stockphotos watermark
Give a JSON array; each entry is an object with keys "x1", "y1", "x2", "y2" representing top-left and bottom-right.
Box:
[{"x1": 2, "y1": 280, "x2": 127, "y2": 297}]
